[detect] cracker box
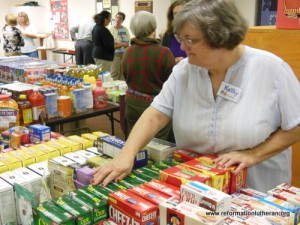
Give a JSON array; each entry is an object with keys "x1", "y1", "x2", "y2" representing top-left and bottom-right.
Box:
[
  {"x1": 144, "y1": 179, "x2": 181, "y2": 199},
  {"x1": 8, "y1": 149, "x2": 36, "y2": 167},
  {"x1": 46, "y1": 139, "x2": 72, "y2": 155},
  {"x1": 173, "y1": 149, "x2": 203, "y2": 162},
  {"x1": 268, "y1": 187, "x2": 300, "y2": 206},
  {"x1": 276, "y1": 0, "x2": 300, "y2": 29},
  {"x1": 144, "y1": 137, "x2": 177, "y2": 162},
  {"x1": 87, "y1": 155, "x2": 112, "y2": 167},
  {"x1": 69, "y1": 189, "x2": 108, "y2": 223},
  {"x1": 98, "y1": 218, "x2": 120, "y2": 224},
  {"x1": 0, "y1": 179, "x2": 17, "y2": 225},
  {"x1": 124, "y1": 173, "x2": 150, "y2": 185},
  {"x1": 84, "y1": 184, "x2": 112, "y2": 202},
  {"x1": 277, "y1": 183, "x2": 300, "y2": 196},
  {"x1": 86, "y1": 146, "x2": 102, "y2": 156},
  {"x1": 135, "y1": 167, "x2": 160, "y2": 179},
  {"x1": 108, "y1": 189, "x2": 159, "y2": 225},
  {"x1": 128, "y1": 184, "x2": 171, "y2": 206},
  {"x1": 63, "y1": 152, "x2": 88, "y2": 165},
  {"x1": 58, "y1": 136, "x2": 82, "y2": 152},
  {"x1": 81, "y1": 133, "x2": 98, "y2": 146},
  {"x1": 159, "y1": 165, "x2": 211, "y2": 188},
  {"x1": 68, "y1": 135, "x2": 93, "y2": 149},
  {"x1": 238, "y1": 187, "x2": 268, "y2": 199},
  {"x1": 53, "y1": 195, "x2": 92, "y2": 225},
  {"x1": 0, "y1": 152, "x2": 22, "y2": 171},
  {"x1": 98, "y1": 135, "x2": 148, "y2": 168},
  {"x1": 33, "y1": 201, "x2": 75, "y2": 225},
  {"x1": 160, "y1": 197, "x2": 224, "y2": 225},
  {"x1": 21, "y1": 146, "x2": 49, "y2": 162},
  {"x1": 182, "y1": 158, "x2": 230, "y2": 193},
  {"x1": 33, "y1": 143, "x2": 60, "y2": 159},
  {"x1": 181, "y1": 181, "x2": 231, "y2": 212},
  {"x1": 28, "y1": 124, "x2": 51, "y2": 143},
  {"x1": 131, "y1": 170, "x2": 154, "y2": 182}
]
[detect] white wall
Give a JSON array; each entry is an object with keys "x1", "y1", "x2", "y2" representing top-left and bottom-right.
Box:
[{"x1": 233, "y1": 0, "x2": 258, "y2": 26}]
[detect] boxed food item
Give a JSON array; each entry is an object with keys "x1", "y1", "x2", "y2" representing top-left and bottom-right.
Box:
[
  {"x1": 21, "y1": 146, "x2": 49, "y2": 162},
  {"x1": 63, "y1": 152, "x2": 88, "y2": 165},
  {"x1": 58, "y1": 136, "x2": 82, "y2": 152},
  {"x1": 84, "y1": 184, "x2": 112, "y2": 202},
  {"x1": 0, "y1": 152, "x2": 22, "y2": 170},
  {"x1": 144, "y1": 179, "x2": 181, "y2": 199},
  {"x1": 159, "y1": 165, "x2": 211, "y2": 188},
  {"x1": 75, "y1": 165, "x2": 93, "y2": 185},
  {"x1": 68, "y1": 135, "x2": 93, "y2": 149},
  {"x1": 46, "y1": 140, "x2": 72, "y2": 155},
  {"x1": 173, "y1": 149, "x2": 203, "y2": 162},
  {"x1": 8, "y1": 149, "x2": 36, "y2": 167},
  {"x1": 81, "y1": 133, "x2": 98, "y2": 146},
  {"x1": 159, "y1": 197, "x2": 224, "y2": 225},
  {"x1": 181, "y1": 181, "x2": 231, "y2": 212},
  {"x1": 108, "y1": 189, "x2": 159, "y2": 225},
  {"x1": 144, "y1": 138, "x2": 177, "y2": 162},
  {"x1": 33, "y1": 143, "x2": 60, "y2": 159},
  {"x1": 268, "y1": 187, "x2": 300, "y2": 206},
  {"x1": 238, "y1": 187, "x2": 268, "y2": 199},
  {"x1": 28, "y1": 124, "x2": 51, "y2": 143},
  {"x1": 0, "y1": 179, "x2": 17, "y2": 225},
  {"x1": 0, "y1": 160, "x2": 8, "y2": 173},
  {"x1": 86, "y1": 155, "x2": 112, "y2": 167},
  {"x1": 277, "y1": 183, "x2": 300, "y2": 196}
]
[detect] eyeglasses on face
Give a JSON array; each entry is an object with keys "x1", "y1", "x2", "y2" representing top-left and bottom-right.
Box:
[{"x1": 174, "y1": 34, "x2": 202, "y2": 47}]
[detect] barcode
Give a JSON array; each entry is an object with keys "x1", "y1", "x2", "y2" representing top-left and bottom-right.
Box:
[{"x1": 136, "y1": 152, "x2": 146, "y2": 160}]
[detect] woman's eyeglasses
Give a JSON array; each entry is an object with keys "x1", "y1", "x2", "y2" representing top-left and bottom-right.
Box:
[{"x1": 174, "y1": 34, "x2": 202, "y2": 47}]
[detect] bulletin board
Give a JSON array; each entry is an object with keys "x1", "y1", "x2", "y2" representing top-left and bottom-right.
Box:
[
  {"x1": 96, "y1": 0, "x2": 119, "y2": 24},
  {"x1": 135, "y1": 1, "x2": 153, "y2": 13},
  {"x1": 50, "y1": 0, "x2": 69, "y2": 40}
]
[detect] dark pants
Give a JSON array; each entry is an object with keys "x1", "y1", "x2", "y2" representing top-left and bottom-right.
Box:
[{"x1": 75, "y1": 39, "x2": 95, "y2": 65}]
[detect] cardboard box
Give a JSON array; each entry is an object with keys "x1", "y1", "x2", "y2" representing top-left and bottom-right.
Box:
[
  {"x1": 276, "y1": 0, "x2": 300, "y2": 29},
  {"x1": 21, "y1": 146, "x2": 49, "y2": 162},
  {"x1": 0, "y1": 153, "x2": 22, "y2": 171},
  {"x1": 8, "y1": 149, "x2": 36, "y2": 167},
  {"x1": 0, "y1": 179, "x2": 17, "y2": 224},
  {"x1": 28, "y1": 124, "x2": 51, "y2": 143},
  {"x1": 144, "y1": 179, "x2": 181, "y2": 199},
  {"x1": 144, "y1": 138, "x2": 177, "y2": 162}
]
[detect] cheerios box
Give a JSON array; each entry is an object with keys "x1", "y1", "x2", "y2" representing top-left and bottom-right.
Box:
[
  {"x1": 159, "y1": 197, "x2": 224, "y2": 225},
  {"x1": 108, "y1": 189, "x2": 159, "y2": 225}
]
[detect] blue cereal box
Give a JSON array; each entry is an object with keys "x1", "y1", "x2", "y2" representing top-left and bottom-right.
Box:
[{"x1": 28, "y1": 124, "x2": 51, "y2": 143}]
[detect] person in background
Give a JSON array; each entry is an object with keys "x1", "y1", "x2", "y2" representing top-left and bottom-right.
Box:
[
  {"x1": 70, "y1": 16, "x2": 95, "y2": 65},
  {"x1": 120, "y1": 11, "x2": 175, "y2": 140},
  {"x1": 17, "y1": 12, "x2": 38, "y2": 58},
  {"x1": 92, "y1": 11, "x2": 128, "y2": 73},
  {"x1": 162, "y1": 0, "x2": 187, "y2": 64},
  {"x1": 2, "y1": 13, "x2": 24, "y2": 56},
  {"x1": 92, "y1": 0, "x2": 300, "y2": 193},
  {"x1": 109, "y1": 12, "x2": 130, "y2": 80}
]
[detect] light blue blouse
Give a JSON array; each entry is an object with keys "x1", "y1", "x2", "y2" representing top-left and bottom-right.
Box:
[{"x1": 152, "y1": 45, "x2": 300, "y2": 192}]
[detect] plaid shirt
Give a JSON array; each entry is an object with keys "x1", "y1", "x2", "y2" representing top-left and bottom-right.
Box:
[{"x1": 123, "y1": 37, "x2": 175, "y2": 96}]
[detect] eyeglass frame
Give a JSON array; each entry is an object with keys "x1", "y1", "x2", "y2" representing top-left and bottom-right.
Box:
[{"x1": 174, "y1": 33, "x2": 203, "y2": 47}]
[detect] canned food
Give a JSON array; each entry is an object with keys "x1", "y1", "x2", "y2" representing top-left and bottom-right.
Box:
[{"x1": 57, "y1": 96, "x2": 72, "y2": 118}]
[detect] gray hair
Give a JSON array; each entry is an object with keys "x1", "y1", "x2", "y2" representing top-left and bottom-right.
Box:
[
  {"x1": 130, "y1": 11, "x2": 157, "y2": 38},
  {"x1": 173, "y1": 0, "x2": 248, "y2": 49}
]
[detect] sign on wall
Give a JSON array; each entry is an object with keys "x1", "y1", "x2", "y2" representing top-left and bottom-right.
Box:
[
  {"x1": 96, "y1": 0, "x2": 119, "y2": 24},
  {"x1": 50, "y1": 0, "x2": 69, "y2": 39},
  {"x1": 135, "y1": 1, "x2": 153, "y2": 13}
]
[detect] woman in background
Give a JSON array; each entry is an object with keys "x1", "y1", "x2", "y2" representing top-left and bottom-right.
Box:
[
  {"x1": 17, "y1": 11, "x2": 38, "y2": 58},
  {"x1": 2, "y1": 13, "x2": 24, "y2": 56}
]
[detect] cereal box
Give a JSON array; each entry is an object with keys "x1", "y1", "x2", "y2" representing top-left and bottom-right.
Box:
[
  {"x1": 144, "y1": 179, "x2": 181, "y2": 199},
  {"x1": 108, "y1": 189, "x2": 159, "y2": 225},
  {"x1": 181, "y1": 181, "x2": 232, "y2": 212}
]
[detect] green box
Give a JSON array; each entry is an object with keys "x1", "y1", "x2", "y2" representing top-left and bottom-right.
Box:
[
  {"x1": 84, "y1": 184, "x2": 112, "y2": 202},
  {"x1": 53, "y1": 195, "x2": 92, "y2": 225}
]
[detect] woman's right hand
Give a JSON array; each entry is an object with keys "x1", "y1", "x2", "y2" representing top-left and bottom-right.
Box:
[{"x1": 91, "y1": 150, "x2": 135, "y2": 186}]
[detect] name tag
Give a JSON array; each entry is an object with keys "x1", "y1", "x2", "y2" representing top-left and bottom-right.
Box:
[{"x1": 217, "y1": 81, "x2": 242, "y2": 103}]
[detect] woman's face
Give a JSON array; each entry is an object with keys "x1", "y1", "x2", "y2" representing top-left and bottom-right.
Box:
[
  {"x1": 18, "y1": 16, "x2": 26, "y2": 25},
  {"x1": 173, "y1": 5, "x2": 183, "y2": 17},
  {"x1": 104, "y1": 16, "x2": 111, "y2": 26},
  {"x1": 177, "y1": 22, "x2": 224, "y2": 68}
]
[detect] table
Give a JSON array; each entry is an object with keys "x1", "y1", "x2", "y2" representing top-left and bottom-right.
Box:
[
  {"x1": 45, "y1": 103, "x2": 120, "y2": 135},
  {"x1": 52, "y1": 49, "x2": 75, "y2": 63}
]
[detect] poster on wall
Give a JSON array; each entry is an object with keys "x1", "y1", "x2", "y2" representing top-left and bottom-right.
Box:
[
  {"x1": 276, "y1": 0, "x2": 300, "y2": 29},
  {"x1": 257, "y1": 0, "x2": 278, "y2": 25},
  {"x1": 96, "y1": 0, "x2": 119, "y2": 24},
  {"x1": 50, "y1": 0, "x2": 69, "y2": 40}
]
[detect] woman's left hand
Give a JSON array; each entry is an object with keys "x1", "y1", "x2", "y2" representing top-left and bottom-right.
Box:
[{"x1": 214, "y1": 149, "x2": 258, "y2": 174}]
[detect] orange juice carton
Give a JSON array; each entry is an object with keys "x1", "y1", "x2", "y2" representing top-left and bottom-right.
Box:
[
  {"x1": 173, "y1": 149, "x2": 203, "y2": 162},
  {"x1": 81, "y1": 133, "x2": 98, "y2": 146},
  {"x1": 128, "y1": 184, "x2": 172, "y2": 207},
  {"x1": 98, "y1": 135, "x2": 148, "y2": 168},
  {"x1": 197, "y1": 155, "x2": 247, "y2": 194},
  {"x1": 63, "y1": 152, "x2": 88, "y2": 165},
  {"x1": 68, "y1": 135, "x2": 93, "y2": 149},
  {"x1": 181, "y1": 181, "x2": 232, "y2": 212},
  {"x1": 0, "y1": 160, "x2": 8, "y2": 173},
  {"x1": 144, "y1": 137, "x2": 177, "y2": 162},
  {"x1": 159, "y1": 197, "x2": 224, "y2": 225},
  {"x1": 238, "y1": 187, "x2": 268, "y2": 199},
  {"x1": 0, "y1": 178, "x2": 17, "y2": 225},
  {"x1": 277, "y1": 183, "x2": 300, "y2": 197},
  {"x1": 58, "y1": 136, "x2": 82, "y2": 152},
  {"x1": 33, "y1": 143, "x2": 60, "y2": 159},
  {"x1": 108, "y1": 189, "x2": 159, "y2": 225},
  {"x1": 13, "y1": 167, "x2": 42, "y2": 204},
  {"x1": 268, "y1": 188, "x2": 300, "y2": 206},
  {"x1": 182, "y1": 158, "x2": 230, "y2": 193},
  {"x1": 46, "y1": 139, "x2": 72, "y2": 155},
  {"x1": 0, "y1": 152, "x2": 22, "y2": 170},
  {"x1": 144, "y1": 179, "x2": 181, "y2": 199},
  {"x1": 8, "y1": 149, "x2": 36, "y2": 167},
  {"x1": 21, "y1": 146, "x2": 49, "y2": 162},
  {"x1": 28, "y1": 124, "x2": 51, "y2": 143},
  {"x1": 159, "y1": 165, "x2": 211, "y2": 188}
]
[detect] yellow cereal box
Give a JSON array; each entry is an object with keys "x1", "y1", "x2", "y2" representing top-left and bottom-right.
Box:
[{"x1": 8, "y1": 150, "x2": 36, "y2": 167}]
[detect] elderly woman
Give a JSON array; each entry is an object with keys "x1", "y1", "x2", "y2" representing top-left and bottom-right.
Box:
[
  {"x1": 92, "y1": 0, "x2": 300, "y2": 193},
  {"x1": 121, "y1": 11, "x2": 175, "y2": 140}
]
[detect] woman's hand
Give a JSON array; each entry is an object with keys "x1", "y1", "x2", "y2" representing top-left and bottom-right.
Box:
[
  {"x1": 214, "y1": 149, "x2": 258, "y2": 174},
  {"x1": 91, "y1": 150, "x2": 135, "y2": 186}
]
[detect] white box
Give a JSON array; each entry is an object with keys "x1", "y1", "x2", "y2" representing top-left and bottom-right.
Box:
[
  {"x1": 145, "y1": 137, "x2": 177, "y2": 162},
  {"x1": 0, "y1": 178, "x2": 17, "y2": 225}
]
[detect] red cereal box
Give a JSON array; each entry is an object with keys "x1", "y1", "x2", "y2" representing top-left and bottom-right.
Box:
[
  {"x1": 144, "y1": 179, "x2": 180, "y2": 199},
  {"x1": 128, "y1": 184, "x2": 171, "y2": 206},
  {"x1": 159, "y1": 165, "x2": 211, "y2": 188},
  {"x1": 173, "y1": 149, "x2": 203, "y2": 162},
  {"x1": 108, "y1": 189, "x2": 159, "y2": 225}
]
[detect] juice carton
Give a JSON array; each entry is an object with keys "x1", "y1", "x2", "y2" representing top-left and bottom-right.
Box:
[
  {"x1": 108, "y1": 189, "x2": 159, "y2": 225},
  {"x1": 128, "y1": 184, "x2": 171, "y2": 206},
  {"x1": 173, "y1": 149, "x2": 203, "y2": 162},
  {"x1": 0, "y1": 179, "x2": 17, "y2": 225},
  {"x1": 33, "y1": 143, "x2": 60, "y2": 159},
  {"x1": 144, "y1": 179, "x2": 181, "y2": 199},
  {"x1": 33, "y1": 201, "x2": 75, "y2": 225},
  {"x1": 8, "y1": 149, "x2": 36, "y2": 167},
  {"x1": 69, "y1": 189, "x2": 108, "y2": 223},
  {"x1": 53, "y1": 195, "x2": 92, "y2": 225},
  {"x1": 0, "y1": 152, "x2": 22, "y2": 170},
  {"x1": 181, "y1": 181, "x2": 232, "y2": 212},
  {"x1": 58, "y1": 136, "x2": 82, "y2": 152},
  {"x1": 68, "y1": 135, "x2": 93, "y2": 149},
  {"x1": 159, "y1": 165, "x2": 211, "y2": 188},
  {"x1": 160, "y1": 197, "x2": 224, "y2": 225},
  {"x1": 144, "y1": 137, "x2": 177, "y2": 162},
  {"x1": 46, "y1": 139, "x2": 72, "y2": 155},
  {"x1": 28, "y1": 124, "x2": 51, "y2": 143},
  {"x1": 21, "y1": 146, "x2": 49, "y2": 162}
]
